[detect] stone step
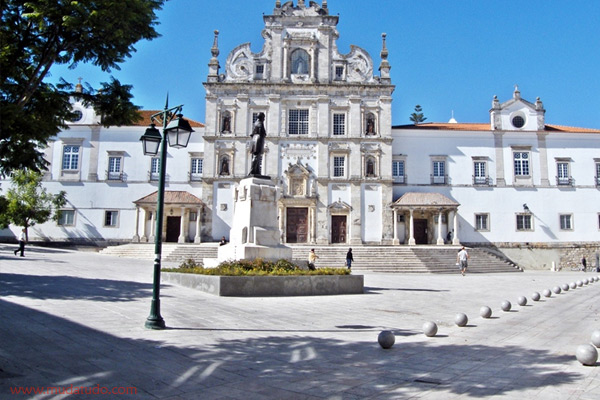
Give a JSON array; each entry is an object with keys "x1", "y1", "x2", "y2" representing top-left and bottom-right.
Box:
[{"x1": 98, "y1": 243, "x2": 521, "y2": 273}]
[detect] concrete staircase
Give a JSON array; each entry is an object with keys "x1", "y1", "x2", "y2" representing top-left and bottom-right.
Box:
[{"x1": 99, "y1": 243, "x2": 521, "y2": 273}]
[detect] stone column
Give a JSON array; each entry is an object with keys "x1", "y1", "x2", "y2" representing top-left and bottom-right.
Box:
[
  {"x1": 452, "y1": 210, "x2": 460, "y2": 245},
  {"x1": 392, "y1": 209, "x2": 399, "y2": 245},
  {"x1": 436, "y1": 210, "x2": 444, "y2": 245},
  {"x1": 149, "y1": 210, "x2": 156, "y2": 242},
  {"x1": 132, "y1": 206, "x2": 141, "y2": 242},
  {"x1": 278, "y1": 205, "x2": 285, "y2": 243},
  {"x1": 408, "y1": 209, "x2": 416, "y2": 246},
  {"x1": 178, "y1": 207, "x2": 186, "y2": 243},
  {"x1": 194, "y1": 207, "x2": 202, "y2": 243}
]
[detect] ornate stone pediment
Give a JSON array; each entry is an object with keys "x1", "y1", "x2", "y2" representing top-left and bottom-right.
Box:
[
  {"x1": 328, "y1": 199, "x2": 352, "y2": 212},
  {"x1": 284, "y1": 161, "x2": 313, "y2": 197}
]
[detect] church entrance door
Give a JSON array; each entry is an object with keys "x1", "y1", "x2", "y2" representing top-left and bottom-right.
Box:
[
  {"x1": 331, "y1": 215, "x2": 347, "y2": 244},
  {"x1": 166, "y1": 216, "x2": 181, "y2": 242},
  {"x1": 414, "y1": 218, "x2": 428, "y2": 244},
  {"x1": 286, "y1": 208, "x2": 308, "y2": 243}
]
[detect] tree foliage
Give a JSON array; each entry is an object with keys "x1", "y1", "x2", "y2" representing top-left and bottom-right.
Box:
[
  {"x1": 0, "y1": 169, "x2": 67, "y2": 232},
  {"x1": 0, "y1": 0, "x2": 165, "y2": 176},
  {"x1": 409, "y1": 104, "x2": 427, "y2": 125}
]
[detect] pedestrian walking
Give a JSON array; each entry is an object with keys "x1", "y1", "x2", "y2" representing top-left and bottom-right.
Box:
[
  {"x1": 581, "y1": 256, "x2": 587, "y2": 272},
  {"x1": 14, "y1": 228, "x2": 26, "y2": 257},
  {"x1": 456, "y1": 246, "x2": 469, "y2": 276},
  {"x1": 346, "y1": 248, "x2": 354, "y2": 270},
  {"x1": 307, "y1": 248, "x2": 319, "y2": 271}
]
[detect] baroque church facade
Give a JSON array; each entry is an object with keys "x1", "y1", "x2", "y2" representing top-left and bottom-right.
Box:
[{"x1": 1, "y1": 0, "x2": 599, "y2": 253}]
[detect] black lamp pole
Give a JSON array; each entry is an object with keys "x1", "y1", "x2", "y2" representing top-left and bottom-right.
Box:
[{"x1": 140, "y1": 96, "x2": 193, "y2": 330}]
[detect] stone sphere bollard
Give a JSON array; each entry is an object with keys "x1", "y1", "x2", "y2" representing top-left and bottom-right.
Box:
[
  {"x1": 454, "y1": 313, "x2": 468, "y2": 327},
  {"x1": 570, "y1": 282, "x2": 577, "y2": 289},
  {"x1": 591, "y1": 331, "x2": 600, "y2": 348},
  {"x1": 583, "y1": 278, "x2": 589, "y2": 285},
  {"x1": 480, "y1": 306, "x2": 492, "y2": 318},
  {"x1": 552, "y1": 286, "x2": 562, "y2": 294},
  {"x1": 531, "y1": 292, "x2": 541, "y2": 301},
  {"x1": 543, "y1": 289, "x2": 552, "y2": 297},
  {"x1": 422, "y1": 321, "x2": 438, "y2": 337},
  {"x1": 577, "y1": 280, "x2": 583, "y2": 287},
  {"x1": 378, "y1": 330, "x2": 395, "y2": 349},
  {"x1": 501, "y1": 300, "x2": 512, "y2": 311},
  {"x1": 576, "y1": 344, "x2": 598, "y2": 366},
  {"x1": 561, "y1": 283, "x2": 569, "y2": 291},
  {"x1": 517, "y1": 296, "x2": 527, "y2": 306}
]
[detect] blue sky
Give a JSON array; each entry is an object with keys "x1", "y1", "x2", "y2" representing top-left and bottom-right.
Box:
[{"x1": 49, "y1": 0, "x2": 600, "y2": 128}]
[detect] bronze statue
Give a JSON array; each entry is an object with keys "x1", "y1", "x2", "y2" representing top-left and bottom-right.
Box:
[{"x1": 249, "y1": 112, "x2": 267, "y2": 176}]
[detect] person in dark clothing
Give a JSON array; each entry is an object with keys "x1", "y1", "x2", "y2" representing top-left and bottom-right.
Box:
[
  {"x1": 14, "y1": 228, "x2": 26, "y2": 257},
  {"x1": 346, "y1": 248, "x2": 354, "y2": 270},
  {"x1": 581, "y1": 256, "x2": 587, "y2": 272}
]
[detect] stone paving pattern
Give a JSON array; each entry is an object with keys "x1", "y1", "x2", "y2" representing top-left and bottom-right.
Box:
[{"x1": 1, "y1": 244, "x2": 599, "y2": 399}]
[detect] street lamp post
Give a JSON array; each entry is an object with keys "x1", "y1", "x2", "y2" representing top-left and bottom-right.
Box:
[{"x1": 140, "y1": 96, "x2": 194, "y2": 330}]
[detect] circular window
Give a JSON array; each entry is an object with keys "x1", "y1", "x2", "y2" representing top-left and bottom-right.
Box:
[
  {"x1": 71, "y1": 110, "x2": 83, "y2": 122},
  {"x1": 512, "y1": 115, "x2": 525, "y2": 128}
]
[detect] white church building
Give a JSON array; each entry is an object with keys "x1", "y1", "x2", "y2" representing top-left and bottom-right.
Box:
[{"x1": 1, "y1": 1, "x2": 599, "y2": 256}]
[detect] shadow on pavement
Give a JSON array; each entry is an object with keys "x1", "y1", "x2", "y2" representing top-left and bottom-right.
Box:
[{"x1": 0, "y1": 299, "x2": 581, "y2": 399}]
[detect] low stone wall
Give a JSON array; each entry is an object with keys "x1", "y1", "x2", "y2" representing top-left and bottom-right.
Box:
[{"x1": 162, "y1": 272, "x2": 364, "y2": 297}]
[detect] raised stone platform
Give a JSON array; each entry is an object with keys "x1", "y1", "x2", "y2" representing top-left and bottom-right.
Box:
[{"x1": 162, "y1": 272, "x2": 364, "y2": 297}]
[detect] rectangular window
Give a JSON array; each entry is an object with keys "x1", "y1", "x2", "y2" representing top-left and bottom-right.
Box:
[
  {"x1": 335, "y1": 66, "x2": 344, "y2": 80},
  {"x1": 58, "y1": 210, "x2": 75, "y2": 226},
  {"x1": 473, "y1": 161, "x2": 487, "y2": 184},
  {"x1": 557, "y1": 162, "x2": 570, "y2": 185},
  {"x1": 62, "y1": 145, "x2": 80, "y2": 170},
  {"x1": 108, "y1": 156, "x2": 122, "y2": 180},
  {"x1": 432, "y1": 160, "x2": 446, "y2": 184},
  {"x1": 333, "y1": 113, "x2": 345, "y2": 136},
  {"x1": 150, "y1": 157, "x2": 160, "y2": 181},
  {"x1": 393, "y1": 160, "x2": 405, "y2": 183},
  {"x1": 333, "y1": 156, "x2": 345, "y2": 177},
  {"x1": 288, "y1": 109, "x2": 309, "y2": 135},
  {"x1": 595, "y1": 162, "x2": 600, "y2": 186},
  {"x1": 514, "y1": 152, "x2": 530, "y2": 176},
  {"x1": 475, "y1": 214, "x2": 489, "y2": 231},
  {"x1": 104, "y1": 211, "x2": 118, "y2": 227},
  {"x1": 189, "y1": 212, "x2": 197, "y2": 222},
  {"x1": 559, "y1": 214, "x2": 573, "y2": 230},
  {"x1": 255, "y1": 65, "x2": 264, "y2": 75},
  {"x1": 516, "y1": 214, "x2": 533, "y2": 231},
  {"x1": 190, "y1": 158, "x2": 203, "y2": 181}
]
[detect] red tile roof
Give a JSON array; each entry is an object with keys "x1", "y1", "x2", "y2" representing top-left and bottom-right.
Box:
[
  {"x1": 133, "y1": 110, "x2": 204, "y2": 128},
  {"x1": 393, "y1": 122, "x2": 600, "y2": 133}
]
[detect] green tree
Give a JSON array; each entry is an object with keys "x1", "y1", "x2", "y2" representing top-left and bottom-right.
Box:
[
  {"x1": 0, "y1": 170, "x2": 67, "y2": 236},
  {"x1": 409, "y1": 104, "x2": 428, "y2": 125},
  {"x1": 0, "y1": 0, "x2": 166, "y2": 176}
]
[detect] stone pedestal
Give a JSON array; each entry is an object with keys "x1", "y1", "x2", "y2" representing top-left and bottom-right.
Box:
[{"x1": 205, "y1": 177, "x2": 292, "y2": 267}]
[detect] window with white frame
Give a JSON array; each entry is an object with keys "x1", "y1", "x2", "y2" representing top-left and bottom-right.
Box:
[
  {"x1": 475, "y1": 213, "x2": 489, "y2": 231},
  {"x1": 288, "y1": 109, "x2": 309, "y2": 135},
  {"x1": 432, "y1": 159, "x2": 446, "y2": 184},
  {"x1": 556, "y1": 161, "x2": 571, "y2": 185},
  {"x1": 333, "y1": 155, "x2": 346, "y2": 178},
  {"x1": 473, "y1": 161, "x2": 487, "y2": 185},
  {"x1": 107, "y1": 156, "x2": 122, "y2": 180},
  {"x1": 393, "y1": 160, "x2": 406, "y2": 183},
  {"x1": 62, "y1": 145, "x2": 80, "y2": 170},
  {"x1": 333, "y1": 113, "x2": 345, "y2": 136},
  {"x1": 516, "y1": 214, "x2": 533, "y2": 231},
  {"x1": 190, "y1": 158, "x2": 203, "y2": 181},
  {"x1": 57, "y1": 210, "x2": 75, "y2": 226},
  {"x1": 559, "y1": 214, "x2": 573, "y2": 230},
  {"x1": 513, "y1": 151, "x2": 530, "y2": 176},
  {"x1": 334, "y1": 65, "x2": 344, "y2": 80},
  {"x1": 104, "y1": 210, "x2": 118, "y2": 227},
  {"x1": 150, "y1": 157, "x2": 160, "y2": 181}
]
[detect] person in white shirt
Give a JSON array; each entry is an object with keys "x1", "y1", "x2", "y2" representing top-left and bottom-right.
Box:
[
  {"x1": 456, "y1": 246, "x2": 469, "y2": 276},
  {"x1": 14, "y1": 228, "x2": 26, "y2": 257}
]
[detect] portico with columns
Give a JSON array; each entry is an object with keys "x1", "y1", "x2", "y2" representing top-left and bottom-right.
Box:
[
  {"x1": 391, "y1": 192, "x2": 460, "y2": 246},
  {"x1": 133, "y1": 191, "x2": 204, "y2": 244}
]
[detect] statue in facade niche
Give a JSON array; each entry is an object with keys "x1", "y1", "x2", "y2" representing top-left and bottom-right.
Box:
[{"x1": 249, "y1": 112, "x2": 267, "y2": 177}]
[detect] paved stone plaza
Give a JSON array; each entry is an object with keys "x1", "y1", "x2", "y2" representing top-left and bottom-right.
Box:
[{"x1": 1, "y1": 244, "x2": 599, "y2": 399}]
